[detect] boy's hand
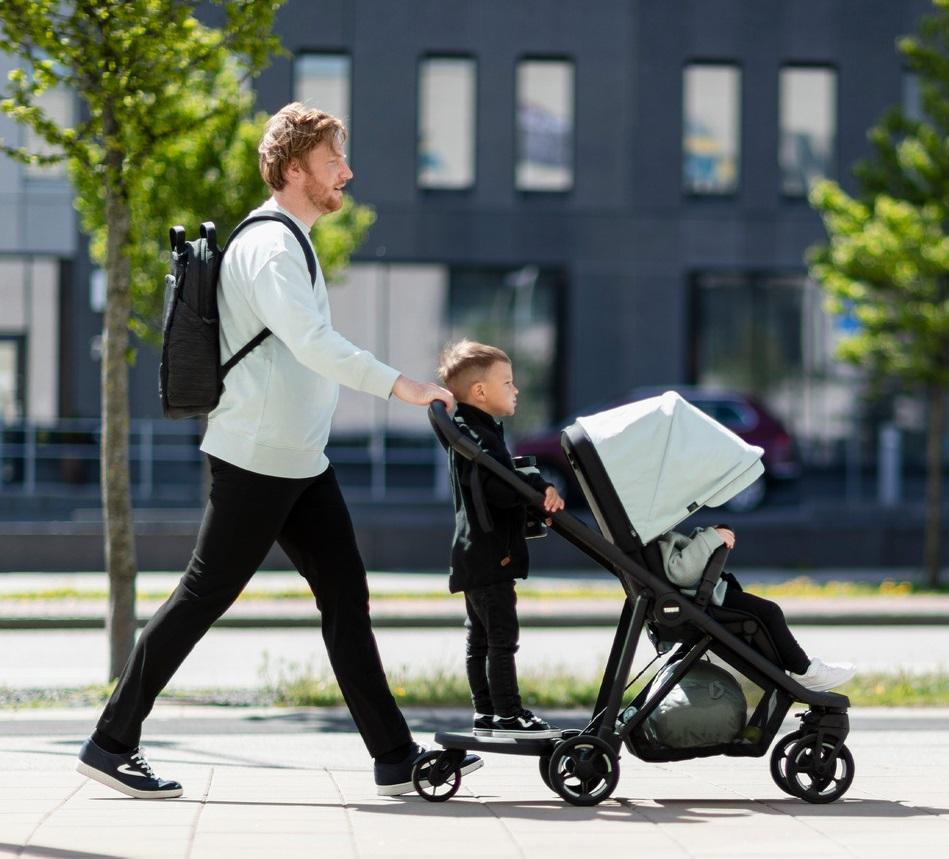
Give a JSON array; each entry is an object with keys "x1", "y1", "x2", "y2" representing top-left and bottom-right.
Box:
[
  {"x1": 543, "y1": 486, "x2": 565, "y2": 514},
  {"x1": 715, "y1": 527, "x2": 736, "y2": 549}
]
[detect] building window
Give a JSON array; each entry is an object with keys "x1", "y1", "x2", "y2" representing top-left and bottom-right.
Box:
[
  {"x1": 0, "y1": 336, "x2": 26, "y2": 421},
  {"x1": 682, "y1": 64, "x2": 740, "y2": 195},
  {"x1": 515, "y1": 59, "x2": 574, "y2": 191},
  {"x1": 779, "y1": 66, "x2": 836, "y2": 196},
  {"x1": 418, "y1": 57, "x2": 476, "y2": 189},
  {"x1": 294, "y1": 53, "x2": 351, "y2": 150},
  {"x1": 691, "y1": 271, "x2": 857, "y2": 465},
  {"x1": 23, "y1": 86, "x2": 73, "y2": 179},
  {"x1": 447, "y1": 266, "x2": 561, "y2": 430}
]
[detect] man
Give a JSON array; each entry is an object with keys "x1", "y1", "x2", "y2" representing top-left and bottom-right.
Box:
[{"x1": 77, "y1": 103, "x2": 481, "y2": 798}]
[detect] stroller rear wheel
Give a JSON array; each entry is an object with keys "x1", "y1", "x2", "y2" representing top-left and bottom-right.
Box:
[
  {"x1": 547, "y1": 735, "x2": 620, "y2": 807},
  {"x1": 770, "y1": 730, "x2": 807, "y2": 798},
  {"x1": 785, "y1": 733, "x2": 854, "y2": 804}
]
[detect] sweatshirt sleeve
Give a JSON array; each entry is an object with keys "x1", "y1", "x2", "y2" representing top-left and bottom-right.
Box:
[
  {"x1": 656, "y1": 527, "x2": 725, "y2": 588},
  {"x1": 245, "y1": 248, "x2": 400, "y2": 399}
]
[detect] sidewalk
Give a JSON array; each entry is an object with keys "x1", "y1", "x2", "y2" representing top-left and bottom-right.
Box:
[
  {"x1": 1, "y1": 570, "x2": 948, "y2": 629},
  {"x1": 1, "y1": 704, "x2": 948, "y2": 858}
]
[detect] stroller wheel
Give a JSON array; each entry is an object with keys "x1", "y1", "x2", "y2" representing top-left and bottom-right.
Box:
[
  {"x1": 538, "y1": 755, "x2": 554, "y2": 791},
  {"x1": 770, "y1": 730, "x2": 807, "y2": 798},
  {"x1": 412, "y1": 750, "x2": 461, "y2": 802},
  {"x1": 785, "y1": 733, "x2": 855, "y2": 804},
  {"x1": 547, "y1": 735, "x2": 620, "y2": 807}
]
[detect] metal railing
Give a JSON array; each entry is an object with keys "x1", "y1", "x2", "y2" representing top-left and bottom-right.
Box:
[{"x1": 0, "y1": 418, "x2": 449, "y2": 502}]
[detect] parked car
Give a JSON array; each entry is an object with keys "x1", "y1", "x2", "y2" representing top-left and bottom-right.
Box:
[{"x1": 512, "y1": 387, "x2": 800, "y2": 512}]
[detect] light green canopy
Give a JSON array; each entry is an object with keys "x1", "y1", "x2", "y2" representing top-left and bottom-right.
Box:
[{"x1": 575, "y1": 391, "x2": 764, "y2": 545}]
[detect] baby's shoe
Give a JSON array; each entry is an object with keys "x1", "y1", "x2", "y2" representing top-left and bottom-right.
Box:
[{"x1": 790, "y1": 658, "x2": 855, "y2": 692}]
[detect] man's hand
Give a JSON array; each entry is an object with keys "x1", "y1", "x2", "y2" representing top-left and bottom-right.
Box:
[
  {"x1": 715, "y1": 527, "x2": 736, "y2": 549},
  {"x1": 543, "y1": 485, "x2": 565, "y2": 514},
  {"x1": 392, "y1": 375, "x2": 456, "y2": 410}
]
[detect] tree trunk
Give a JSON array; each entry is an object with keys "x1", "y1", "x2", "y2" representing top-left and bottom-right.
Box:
[
  {"x1": 923, "y1": 384, "x2": 944, "y2": 588},
  {"x1": 101, "y1": 134, "x2": 138, "y2": 680}
]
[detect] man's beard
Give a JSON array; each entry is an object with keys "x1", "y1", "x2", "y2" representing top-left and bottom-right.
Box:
[{"x1": 302, "y1": 170, "x2": 342, "y2": 214}]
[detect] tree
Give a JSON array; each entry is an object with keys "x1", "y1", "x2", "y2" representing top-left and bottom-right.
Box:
[
  {"x1": 808, "y1": 0, "x2": 949, "y2": 586},
  {"x1": 0, "y1": 1, "x2": 286, "y2": 678}
]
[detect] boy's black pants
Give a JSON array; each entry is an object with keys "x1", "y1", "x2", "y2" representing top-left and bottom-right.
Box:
[
  {"x1": 464, "y1": 580, "x2": 521, "y2": 716},
  {"x1": 97, "y1": 457, "x2": 411, "y2": 758}
]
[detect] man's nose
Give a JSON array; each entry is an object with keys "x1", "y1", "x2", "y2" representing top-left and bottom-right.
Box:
[{"x1": 342, "y1": 162, "x2": 354, "y2": 181}]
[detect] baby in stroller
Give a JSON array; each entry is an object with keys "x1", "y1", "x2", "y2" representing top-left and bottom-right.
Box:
[{"x1": 657, "y1": 524, "x2": 855, "y2": 691}]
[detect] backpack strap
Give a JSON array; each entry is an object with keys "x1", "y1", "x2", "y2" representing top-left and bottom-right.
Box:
[{"x1": 221, "y1": 212, "x2": 318, "y2": 378}]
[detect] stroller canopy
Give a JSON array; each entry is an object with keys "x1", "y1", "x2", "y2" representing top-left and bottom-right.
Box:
[{"x1": 574, "y1": 391, "x2": 764, "y2": 545}]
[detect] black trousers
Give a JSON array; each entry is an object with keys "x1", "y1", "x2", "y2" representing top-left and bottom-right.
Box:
[
  {"x1": 464, "y1": 580, "x2": 521, "y2": 717},
  {"x1": 97, "y1": 457, "x2": 411, "y2": 758},
  {"x1": 721, "y1": 582, "x2": 810, "y2": 675}
]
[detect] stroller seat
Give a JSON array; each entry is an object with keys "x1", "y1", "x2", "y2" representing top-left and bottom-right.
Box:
[{"x1": 561, "y1": 416, "x2": 781, "y2": 670}]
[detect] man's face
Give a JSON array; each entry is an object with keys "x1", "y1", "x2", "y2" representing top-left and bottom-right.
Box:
[
  {"x1": 475, "y1": 360, "x2": 518, "y2": 418},
  {"x1": 296, "y1": 138, "x2": 353, "y2": 215}
]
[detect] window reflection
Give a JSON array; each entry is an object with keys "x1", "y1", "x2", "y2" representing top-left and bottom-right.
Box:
[
  {"x1": 683, "y1": 64, "x2": 741, "y2": 194},
  {"x1": 418, "y1": 57, "x2": 476, "y2": 189},
  {"x1": 516, "y1": 60, "x2": 574, "y2": 191},
  {"x1": 780, "y1": 67, "x2": 836, "y2": 196}
]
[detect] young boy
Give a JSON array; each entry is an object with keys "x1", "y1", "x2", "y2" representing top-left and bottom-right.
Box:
[
  {"x1": 658, "y1": 525, "x2": 855, "y2": 692},
  {"x1": 437, "y1": 340, "x2": 566, "y2": 738}
]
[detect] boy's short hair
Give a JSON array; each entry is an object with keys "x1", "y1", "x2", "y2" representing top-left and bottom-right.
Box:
[
  {"x1": 258, "y1": 102, "x2": 347, "y2": 191},
  {"x1": 437, "y1": 340, "x2": 511, "y2": 399}
]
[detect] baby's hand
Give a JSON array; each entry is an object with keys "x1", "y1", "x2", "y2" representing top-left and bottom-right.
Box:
[
  {"x1": 543, "y1": 486, "x2": 565, "y2": 513},
  {"x1": 715, "y1": 527, "x2": 736, "y2": 549}
]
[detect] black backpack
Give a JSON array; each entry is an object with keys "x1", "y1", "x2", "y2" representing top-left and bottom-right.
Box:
[{"x1": 159, "y1": 213, "x2": 317, "y2": 419}]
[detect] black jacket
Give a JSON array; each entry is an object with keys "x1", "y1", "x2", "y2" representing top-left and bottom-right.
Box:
[{"x1": 447, "y1": 403, "x2": 551, "y2": 593}]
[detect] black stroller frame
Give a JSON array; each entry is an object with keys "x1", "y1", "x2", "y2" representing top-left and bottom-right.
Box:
[{"x1": 417, "y1": 402, "x2": 854, "y2": 806}]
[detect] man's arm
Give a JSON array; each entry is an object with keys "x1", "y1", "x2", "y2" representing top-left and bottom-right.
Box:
[{"x1": 245, "y1": 249, "x2": 399, "y2": 398}]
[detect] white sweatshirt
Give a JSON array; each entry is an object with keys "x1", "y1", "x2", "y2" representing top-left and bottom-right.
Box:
[{"x1": 200, "y1": 199, "x2": 400, "y2": 478}]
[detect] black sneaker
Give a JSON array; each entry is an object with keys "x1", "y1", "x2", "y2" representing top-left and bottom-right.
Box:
[
  {"x1": 76, "y1": 737, "x2": 182, "y2": 799},
  {"x1": 472, "y1": 713, "x2": 494, "y2": 736},
  {"x1": 374, "y1": 742, "x2": 484, "y2": 796},
  {"x1": 492, "y1": 709, "x2": 561, "y2": 739}
]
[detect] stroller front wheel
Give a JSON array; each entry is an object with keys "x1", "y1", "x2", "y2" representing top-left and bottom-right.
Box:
[
  {"x1": 547, "y1": 735, "x2": 620, "y2": 806},
  {"x1": 785, "y1": 734, "x2": 855, "y2": 804}
]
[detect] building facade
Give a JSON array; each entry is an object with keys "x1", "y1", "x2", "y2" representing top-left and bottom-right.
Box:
[{"x1": 1, "y1": 0, "x2": 934, "y2": 464}]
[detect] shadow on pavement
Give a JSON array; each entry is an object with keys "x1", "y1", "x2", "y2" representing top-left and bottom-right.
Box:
[{"x1": 0, "y1": 844, "x2": 127, "y2": 859}]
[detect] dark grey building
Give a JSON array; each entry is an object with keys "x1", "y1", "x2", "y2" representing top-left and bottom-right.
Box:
[{"x1": 5, "y1": 0, "x2": 935, "y2": 458}]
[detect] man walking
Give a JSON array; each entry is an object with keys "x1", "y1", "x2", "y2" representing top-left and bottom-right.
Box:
[{"x1": 77, "y1": 103, "x2": 480, "y2": 798}]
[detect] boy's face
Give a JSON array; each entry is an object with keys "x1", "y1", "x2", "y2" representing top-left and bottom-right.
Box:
[{"x1": 471, "y1": 360, "x2": 518, "y2": 418}]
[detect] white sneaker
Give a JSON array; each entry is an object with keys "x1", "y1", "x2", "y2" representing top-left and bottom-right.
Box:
[{"x1": 790, "y1": 658, "x2": 855, "y2": 692}]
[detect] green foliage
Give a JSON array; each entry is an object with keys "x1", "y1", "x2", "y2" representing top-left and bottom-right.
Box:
[
  {"x1": 1, "y1": 1, "x2": 376, "y2": 346},
  {"x1": 807, "y1": 0, "x2": 949, "y2": 387}
]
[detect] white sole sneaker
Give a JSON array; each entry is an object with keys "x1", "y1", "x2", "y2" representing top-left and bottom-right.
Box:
[
  {"x1": 376, "y1": 756, "x2": 484, "y2": 797},
  {"x1": 490, "y1": 728, "x2": 562, "y2": 740},
  {"x1": 76, "y1": 761, "x2": 183, "y2": 799}
]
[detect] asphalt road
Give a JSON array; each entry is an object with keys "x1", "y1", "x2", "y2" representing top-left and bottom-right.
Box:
[{"x1": 1, "y1": 624, "x2": 947, "y2": 690}]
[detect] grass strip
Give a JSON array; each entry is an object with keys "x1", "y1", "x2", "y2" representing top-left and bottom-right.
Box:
[
  {"x1": 4, "y1": 669, "x2": 947, "y2": 710},
  {"x1": 3, "y1": 577, "x2": 948, "y2": 603}
]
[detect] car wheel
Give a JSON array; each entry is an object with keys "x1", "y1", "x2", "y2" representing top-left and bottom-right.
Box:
[{"x1": 723, "y1": 476, "x2": 766, "y2": 512}]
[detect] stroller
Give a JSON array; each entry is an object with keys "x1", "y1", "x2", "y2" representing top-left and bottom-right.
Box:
[{"x1": 418, "y1": 393, "x2": 853, "y2": 806}]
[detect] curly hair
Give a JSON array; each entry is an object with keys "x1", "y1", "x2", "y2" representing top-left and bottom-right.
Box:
[
  {"x1": 437, "y1": 340, "x2": 511, "y2": 399},
  {"x1": 258, "y1": 102, "x2": 347, "y2": 191}
]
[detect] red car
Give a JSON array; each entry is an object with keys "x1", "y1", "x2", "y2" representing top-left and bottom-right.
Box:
[{"x1": 513, "y1": 387, "x2": 800, "y2": 512}]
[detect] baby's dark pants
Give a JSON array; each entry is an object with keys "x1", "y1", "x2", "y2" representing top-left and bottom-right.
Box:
[{"x1": 464, "y1": 580, "x2": 522, "y2": 716}]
